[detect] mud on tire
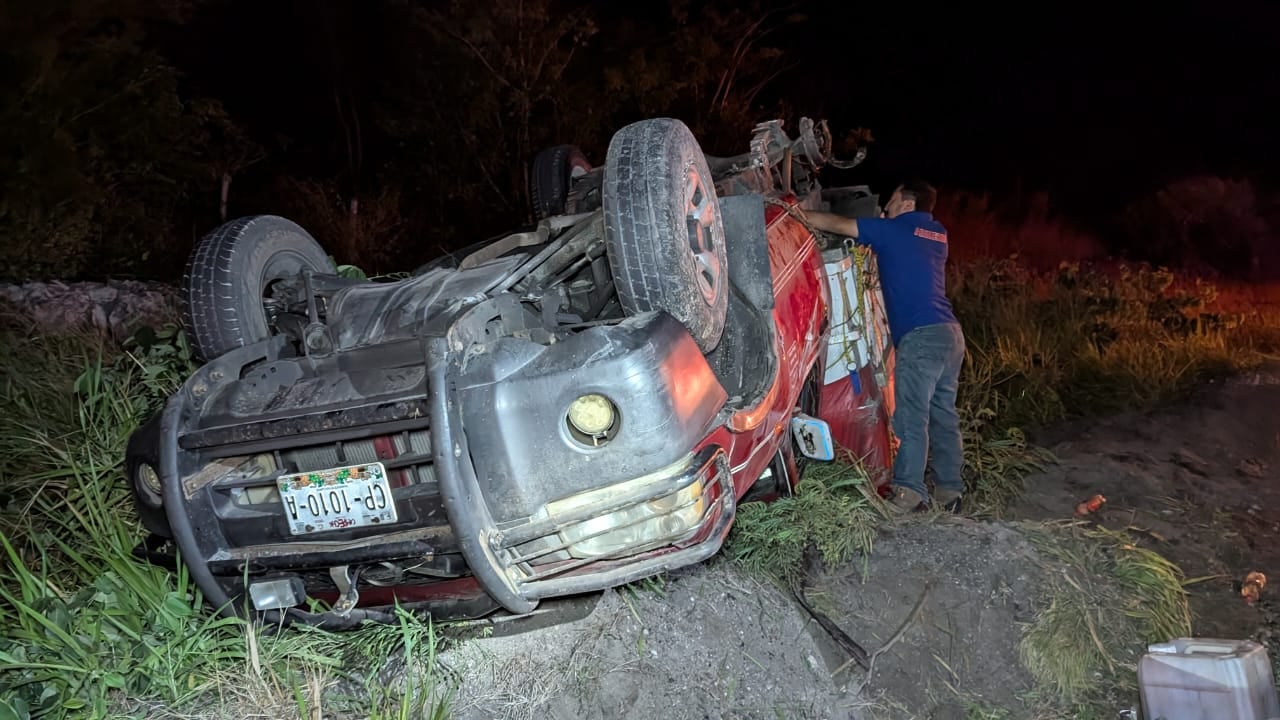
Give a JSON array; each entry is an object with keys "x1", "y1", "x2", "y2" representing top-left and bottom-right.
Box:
[
  {"x1": 182, "y1": 215, "x2": 335, "y2": 362},
  {"x1": 602, "y1": 118, "x2": 728, "y2": 353}
]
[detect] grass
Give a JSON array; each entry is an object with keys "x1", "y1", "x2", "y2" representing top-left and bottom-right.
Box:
[
  {"x1": 0, "y1": 321, "x2": 453, "y2": 719},
  {"x1": 5, "y1": 243, "x2": 1280, "y2": 717},
  {"x1": 723, "y1": 461, "x2": 881, "y2": 587},
  {"x1": 950, "y1": 257, "x2": 1280, "y2": 510},
  {"x1": 1018, "y1": 522, "x2": 1193, "y2": 707},
  {"x1": 727, "y1": 254, "x2": 1280, "y2": 574}
]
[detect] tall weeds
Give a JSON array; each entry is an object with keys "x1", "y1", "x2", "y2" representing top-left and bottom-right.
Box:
[
  {"x1": 0, "y1": 322, "x2": 451, "y2": 719},
  {"x1": 949, "y1": 258, "x2": 1278, "y2": 511},
  {"x1": 728, "y1": 254, "x2": 1280, "y2": 571}
]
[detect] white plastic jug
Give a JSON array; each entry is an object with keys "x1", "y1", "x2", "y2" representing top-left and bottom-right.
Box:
[{"x1": 1139, "y1": 638, "x2": 1280, "y2": 720}]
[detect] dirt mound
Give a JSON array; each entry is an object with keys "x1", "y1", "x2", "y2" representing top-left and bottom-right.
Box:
[
  {"x1": 804, "y1": 519, "x2": 1045, "y2": 719},
  {"x1": 437, "y1": 520, "x2": 1059, "y2": 720},
  {"x1": 439, "y1": 561, "x2": 866, "y2": 720}
]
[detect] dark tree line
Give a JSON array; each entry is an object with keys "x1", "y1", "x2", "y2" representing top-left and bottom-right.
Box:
[
  {"x1": 0, "y1": 0, "x2": 822, "y2": 282},
  {"x1": 4, "y1": 0, "x2": 1276, "y2": 283}
]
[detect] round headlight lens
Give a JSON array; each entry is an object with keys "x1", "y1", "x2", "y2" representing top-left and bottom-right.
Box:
[{"x1": 567, "y1": 394, "x2": 616, "y2": 437}]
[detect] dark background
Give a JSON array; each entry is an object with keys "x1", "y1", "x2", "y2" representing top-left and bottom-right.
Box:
[
  {"x1": 806, "y1": 0, "x2": 1278, "y2": 217},
  {"x1": 2, "y1": 0, "x2": 1276, "y2": 281}
]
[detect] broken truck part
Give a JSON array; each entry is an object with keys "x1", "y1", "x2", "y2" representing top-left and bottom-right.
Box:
[{"x1": 125, "y1": 116, "x2": 895, "y2": 628}]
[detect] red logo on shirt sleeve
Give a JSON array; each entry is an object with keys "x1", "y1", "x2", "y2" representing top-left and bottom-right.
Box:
[{"x1": 913, "y1": 227, "x2": 947, "y2": 243}]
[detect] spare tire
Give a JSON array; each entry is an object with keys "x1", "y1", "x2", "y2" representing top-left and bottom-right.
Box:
[
  {"x1": 182, "y1": 215, "x2": 335, "y2": 362},
  {"x1": 531, "y1": 144, "x2": 592, "y2": 220},
  {"x1": 602, "y1": 118, "x2": 728, "y2": 353}
]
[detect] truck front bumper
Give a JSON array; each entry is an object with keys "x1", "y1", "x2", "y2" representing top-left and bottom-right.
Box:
[
  {"x1": 426, "y1": 333, "x2": 736, "y2": 614},
  {"x1": 154, "y1": 317, "x2": 736, "y2": 625}
]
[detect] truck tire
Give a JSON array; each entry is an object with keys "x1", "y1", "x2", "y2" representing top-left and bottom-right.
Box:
[
  {"x1": 602, "y1": 118, "x2": 728, "y2": 353},
  {"x1": 182, "y1": 215, "x2": 335, "y2": 362},
  {"x1": 531, "y1": 144, "x2": 592, "y2": 220}
]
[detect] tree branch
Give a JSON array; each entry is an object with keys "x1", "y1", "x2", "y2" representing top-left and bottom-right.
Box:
[
  {"x1": 742, "y1": 61, "x2": 801, "y2": 108},
  {"x1": 433, "y1": 19, "x2": 515, "y2": 90},
  {"x1": 451, "y1": 112, "x2": 514, "y2": 212}
]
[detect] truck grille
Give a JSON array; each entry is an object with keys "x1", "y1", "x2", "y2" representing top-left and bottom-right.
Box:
[{"x1": 279, "y1": 429, "x2": 436, "y2": 490}]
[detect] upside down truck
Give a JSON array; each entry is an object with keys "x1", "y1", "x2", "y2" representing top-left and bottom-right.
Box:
[{"x1": 125, "y1": 117, "x2": 897, "y2": 628}]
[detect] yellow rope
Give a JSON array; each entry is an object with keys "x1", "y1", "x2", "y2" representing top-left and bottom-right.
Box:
[
  {"x1": 761, "y1": 196, "x2": 900, "y2": 463},
  {"x1": 761, "y1": 196, "x2": 890, "y2": 383}
]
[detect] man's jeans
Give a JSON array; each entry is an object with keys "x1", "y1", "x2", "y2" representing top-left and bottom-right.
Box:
[{"x1": 891, "y1": 322, "x2": 966, "y2": 499}]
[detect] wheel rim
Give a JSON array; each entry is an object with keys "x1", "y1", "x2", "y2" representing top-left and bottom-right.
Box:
[{"x1": 684, "y1": 165, "x2": 722, "y2": 306}]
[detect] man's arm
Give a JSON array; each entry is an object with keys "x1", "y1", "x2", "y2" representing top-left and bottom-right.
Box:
[{"x1": 803, "y1": 210, "x2": 859, "y2": 239}]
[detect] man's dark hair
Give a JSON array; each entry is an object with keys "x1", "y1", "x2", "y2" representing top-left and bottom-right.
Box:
[{"x1": 897, "y1": 179, "x2": 937, "y2": 212}]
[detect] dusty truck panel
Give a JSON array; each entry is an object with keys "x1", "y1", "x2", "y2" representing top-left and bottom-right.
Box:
[
  {"x1": 125, "y1": 116, "x2": 893, "y2": 628},
  {"x1": 454, "y1": 311, "x2": 728, "y2": 522}
]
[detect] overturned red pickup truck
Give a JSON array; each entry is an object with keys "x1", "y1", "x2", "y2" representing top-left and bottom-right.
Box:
[{"x1": 125, "y1": 117, "x2": 896, "y2": 628}]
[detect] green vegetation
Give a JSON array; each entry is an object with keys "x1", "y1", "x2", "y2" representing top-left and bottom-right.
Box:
[
  {"x1": 727, "y1": 255, "x2": 1280, "y2": 574},
  {"x1": 0, "y1": 323, "x2": 451, "y2": 719},
  {"x1": 4, "y1": 233, "x2": 1280, "y2": 716},
  {"x1": 725, "y1": 462, "x2": 882, "y2": 587},
  {"x1": 1018, "y1": 522, "x2": 1193, "y2": 708},
  {"x1": 952, "y1": 257, "x2": 1279, "y2": 511}
]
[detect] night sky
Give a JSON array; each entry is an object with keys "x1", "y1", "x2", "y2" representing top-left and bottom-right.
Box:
[
  {"x1": 799, "y1": 0, "x2": 1278, "y2": 217},
  {"x1": 140, "y1": 0, "x2": 1280, "y2": 229}
]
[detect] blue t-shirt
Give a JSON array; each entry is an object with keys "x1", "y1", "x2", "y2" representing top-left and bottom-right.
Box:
[{"x1": 855, "y1": 211, "x2": 958, "y2": 345}]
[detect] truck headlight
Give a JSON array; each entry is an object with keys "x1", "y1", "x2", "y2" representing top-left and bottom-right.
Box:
[
  {"x1": 566, "y1": 393, "x2": 618, "y2": 446},
  {"x1": 549, "y1": 479, "x2": 706, "y2": 559}
]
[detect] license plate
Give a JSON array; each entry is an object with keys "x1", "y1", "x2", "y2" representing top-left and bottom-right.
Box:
[{"x1": 278, "y1": 462, "x2": 397, "y2": 536}]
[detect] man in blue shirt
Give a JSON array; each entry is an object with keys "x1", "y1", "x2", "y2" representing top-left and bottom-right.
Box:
[{"x1": 804, "y1": 180, "x2": 967, "y2": 513}]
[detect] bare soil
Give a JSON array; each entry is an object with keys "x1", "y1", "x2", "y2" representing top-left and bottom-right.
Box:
[
  {"x1": 801, "y1": 518, "x2": 1048, "y2": 719},
  {"x1": 439, "y1": 519, "x2": 1059, "y2": 720},
  {"x1": 439, "y1": 561, "x2": 868, "y2": 720},
  {"x1": 435, "y1": 369, "x2": 1280, "y2": 719},
  {"x1": 1011, "y1": 367, "x2": 1280, "y2": 675}
]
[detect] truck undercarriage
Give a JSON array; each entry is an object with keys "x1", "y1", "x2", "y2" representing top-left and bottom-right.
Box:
[{"x1": 126, "y1": 117, "x2": 881, "y2": 628}]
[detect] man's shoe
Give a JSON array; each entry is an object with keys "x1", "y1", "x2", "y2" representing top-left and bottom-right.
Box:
[
  {"x1": 886, "y1": 486, "x2": 927, "y2": 514},
  {"x1": 934, "y1": 488, "x2": 964, "y2": 514}
]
